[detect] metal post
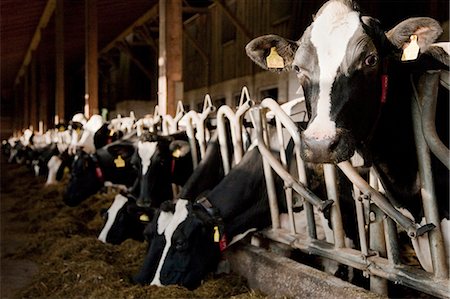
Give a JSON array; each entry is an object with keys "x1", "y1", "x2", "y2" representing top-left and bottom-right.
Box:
[
  {"x1": 369, "y1": 205, "x2": 388, "y2": 295},
  {"x1": 324, "y1": 164, "x2": 345, "y2": 248},
  {"x1": 412, "y1": 72, "x2": 448, "y2": 278}
]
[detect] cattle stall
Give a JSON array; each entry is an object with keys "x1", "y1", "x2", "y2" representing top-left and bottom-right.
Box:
[{"x1": 223, "y1": 72, "x2": 448, "y2": 298}]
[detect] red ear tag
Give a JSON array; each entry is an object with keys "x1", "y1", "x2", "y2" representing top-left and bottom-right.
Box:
[
  {"x1": 95, "y1": 166, "x2": 104, "y2": 181},
  {"x1": 380, "y1": 74, "x2": 388, "y2": 104},
  {"x1": 219, "y1": 234, "x2": 227, "y2": 252}
]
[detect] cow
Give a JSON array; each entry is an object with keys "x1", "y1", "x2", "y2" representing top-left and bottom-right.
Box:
[
  {"x1": 63, "y1": 132, "x2": 139, "y2": 206},
  {"x1": 245, "y1": 0, "x2": 449, "y2": 273},
  {"x1": 132, "y1": 139, "x2": 290, "y2": 289},
  {"x1": 97, "y1": 131, "x2": 229, "y2": 244}
]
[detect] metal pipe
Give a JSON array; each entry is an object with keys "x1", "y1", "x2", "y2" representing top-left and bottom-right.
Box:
[
  {"x1": 354, "y1": 186, "x2": 369, "y2": 256},
  {"x1": 383, "y1": 216, "x2": 401, "y2": 265},
  {"x1": 251, "y1": 107, "x2": 280, "y2": 229},
  {"x1": 323, "y1": 164, "x2": 345, "y2": 248},
  {"x1": 337, "y1": 161, "x2": 435, "y2": 238},
  {"x1": 250, "y1": 107, "x2": 333, "y2": 212},
  {"x1": 369, "y1": 206, "x2": 388, "y2": 296},
  {"x1": 420, "y1": 70, "x2": 450, "y2": 169},
  {"x1": 412, "y1": 72, "x2": 448, "y2": 279}
]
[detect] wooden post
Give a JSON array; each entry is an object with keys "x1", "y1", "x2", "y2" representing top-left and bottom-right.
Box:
[
  {"x1": 39, "y1": 49, "x2": 49, "y2": 132},
  {"x1": 23, "y1": 70, "x2": 30, "y2": 130},
  {"x1": 158, "y1": 0, "x2": 183, "y2": 116},
  {"x1": 55, "y1": 0, "x2": 65, "y2": 124},
  {"x1": 85, "y1": 0, "x2": 99, "y2": 118},
  {"x1": 30, "y1": 54, "x2": 38, "y2": 131}
]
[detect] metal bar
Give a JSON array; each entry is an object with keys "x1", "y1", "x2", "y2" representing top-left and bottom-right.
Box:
[
  {"x1": 383, "y1": 216, "x2": 401, "y2": 265},
  {"x1": 354, "y1": 187, "x2": 369, "y2": 256},
  {"x1": 249, "y1": 107, "x2": 333, "y2": 212},
  {"x1": 420, "y1": 70, "x2": 450, "y2": 169},
  {"x1": 323, "y1": 164, "x2": 345, "y2": 248},
  {"x1": 337, "y1": 161, "x2": 435, "y2": 238},
  {"x1": 251, "y1": 107, "x2": 280, "y2": 229},
  {"x1": 261, "y1": 229, "x2": 449, "y2": 299},
  {"x1": 412, "y1": 72, "x2": 449, "y2": 279},
  {"x1": 369, "y1": 205, "x2": 388, "y2": 295}
]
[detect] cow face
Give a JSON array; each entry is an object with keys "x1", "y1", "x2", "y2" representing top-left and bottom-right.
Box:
[
  {"x1": 98, "y1": 194, "x2": 154, "y2": 244},
  {"x1": 134, "y1": 199, "x2": 220, "y2": 290},
  {"x1": 63, "y1": 150, "x2": 103, "y2": 206},
  {"x1": 246, "y1": 0, "x2": 444, "y2": 163},
  {"x1": 135, "y1": 133, "x2": 192, "y2": 208}
]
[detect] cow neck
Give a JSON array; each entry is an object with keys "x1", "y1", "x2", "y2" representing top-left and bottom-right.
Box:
[
  {"x1": 90, "y1": 153, "x2": 104, "y2": 183},
  {"x1": 195, "y1": 197, "x2": 227, "y2": 252},
  {"x1": 364, "y1": 58, "x2": 390, "y2": 146}
]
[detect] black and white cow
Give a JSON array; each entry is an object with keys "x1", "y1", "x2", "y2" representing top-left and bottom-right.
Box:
[
  {"x1": 97, "y1": 132, "x2": 229, "y2": 244},
  {"x1": 63, "y1": 132, "x2": 139, "y2": 206},
  {"x1": 133, "y1": 145, "x2": 287, "y2": 289},
  {"x1": 246, "y1": 0, "x2": 449, "y2": 272}
]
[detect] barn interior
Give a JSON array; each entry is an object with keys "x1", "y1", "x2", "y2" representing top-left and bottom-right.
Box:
[
  {"x1": 1, "y1": 0, "x2": 448, "y2": 139},
  {"x1": 1, "y1": 1, "x2": 449, "y2": 298}
]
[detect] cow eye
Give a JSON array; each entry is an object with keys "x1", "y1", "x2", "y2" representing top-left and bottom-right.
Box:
[
  {"x1": 364, "y1": 54, "x2": 378, "y2": 67},
  {"x1": 293, "y1": 65, "x2": 300, "y2": 73}
]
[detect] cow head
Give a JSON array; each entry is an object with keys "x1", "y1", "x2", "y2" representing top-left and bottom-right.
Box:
[
  {"x1": 133, "y1": 199, "x2": 221, "y2": 290},
  {"x1": 98, "y1": 193, "x2": 155, "y2": 244},
  {"x1": 63, "y1": 150, "x2": 104, "y2": 206},
  {"x1": 246, "y1": 0, "x2": 445, "y2": 163},
  {"x1": 134, "y1": 132, "x2": 192, "y2": 208}
]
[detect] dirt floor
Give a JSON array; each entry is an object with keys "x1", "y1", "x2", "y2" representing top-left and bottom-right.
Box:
[{"x1": 0, "y1": 156, "x2": 266, "y2": 298}]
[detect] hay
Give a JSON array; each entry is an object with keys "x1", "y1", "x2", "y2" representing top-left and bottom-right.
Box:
[{"x1": 1, "y1": 159, "x2": 266, "y2": 299}]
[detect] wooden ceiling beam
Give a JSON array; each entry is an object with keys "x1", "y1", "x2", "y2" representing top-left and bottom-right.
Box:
[
  {"x1": 14, "y1": 0, "x2": 56, "y2": 85},
  {"x1": 99, "y1": 4, "x2": 159, "y2": 55}
]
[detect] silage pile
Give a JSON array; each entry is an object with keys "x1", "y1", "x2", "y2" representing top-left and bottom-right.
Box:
[{"x1": 1, "y1": 160, "x2": 265, "y2": 298}]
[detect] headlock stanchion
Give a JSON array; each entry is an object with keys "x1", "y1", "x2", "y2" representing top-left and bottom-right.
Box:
[
  {"x1": 181, "y1": 95, "x2": 216, "y2": 168},
  {"x1": 245, "y1": 94, "x2": 449, "y2": 298},
  {"x1": 217, "y1": 86, "x2": 254, "y2": 175},
  {"x1": 162, "y1": 101, "x2": 185, "y2": 135}
]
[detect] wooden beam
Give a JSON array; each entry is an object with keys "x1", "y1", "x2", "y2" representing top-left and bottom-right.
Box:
[
  {"x1": 55, "y1": 0, "x2": 65, "y2": 124},
  {"x1": 14, "y1": 0, "x2": 56, "y2": 85},
  {"x1": 85, "y1": 0, "x2": 99, "y2": 117},
  {"x1": 99, "y1": 4, "x2": 159, "y2": 55},
  {"x1": 182, "y1": 7, "x2": 208, "y2": 14},
  {"x1": 30, "y1": 54, "x2": 38, "y2": 130},
  {"x1": 159, "y1": 0, "x2": 183, "y2": 116},
  {"x1": 117, "y1": 42, "x2": 153, "y2": 81},
  {"x1": 39, "y1": 48, "x2": 49, "y2": 132},
  {"x1": 135, "y1": 25, "x2": 158, "y2": 52},
  {"x1": 214, "y1": 0, "x2": 252, "y2": 40},
  {"x1": 183, "y1": 25, "x2": 209, "y2": 62}
]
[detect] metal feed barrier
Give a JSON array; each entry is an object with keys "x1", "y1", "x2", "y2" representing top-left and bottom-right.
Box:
[{"x1": 245, "y1": 71, "x2": 449, "y2": 298}]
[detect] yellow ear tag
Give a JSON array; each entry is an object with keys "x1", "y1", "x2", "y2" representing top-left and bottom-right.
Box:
[
  {"x1": 114, "y1": 155, "x2": 125, "y2": 168},
  {"x1": 109, "y1": 129, "x2": 115, "y2": 137},
  {"x1": 139, "y1": 214, "x2": 150, "y2": 222},
  {"x1": 401, "y1": 35, "x2": 420, "y2": 61},
  {"x1": 172, "y1": 148, "x2": 181, "y2": 158},
  {"x1": 214, "y1": 226, "x2": 220, "y2": 243},
  {"x1": 76, "y1": 128, "x2": 81, "y2": 134},
  {"x1": 59, "y1": 126, "x2": 65, "y2": 132},
  {"x1": 266, "y1": 47, "x2": 285, "y2": 69}
]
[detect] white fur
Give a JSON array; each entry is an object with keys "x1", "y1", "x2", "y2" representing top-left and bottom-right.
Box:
[
  {"x1": 45, "y1": 156, "x2": 63, "y2": 185},
  {"x1": 151, "y1": 199, "x2": 189, "y2": 286},
  {"x1": 138, "y1": 141, "x2": 158, "y2": 175},
  {"x1": 305, "y1": 1, "x2": 360, "y2": 140},
  {"x1": 98, "y1": 194, "x2": 128, "y2": 243},
  {"x1": 157, "y1": 211, "x2": 174, "y2": 235}
]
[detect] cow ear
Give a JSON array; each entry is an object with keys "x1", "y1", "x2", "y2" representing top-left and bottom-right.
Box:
[
  {"x1": 245, "y1": 34, "x2": 299, "y2": 71},
  {"x1": 169, "y1": 140, "x2": 190, "y2": 158},
  {"x1": 386, "y1": 17, "x2": 443, "y2": 54}
]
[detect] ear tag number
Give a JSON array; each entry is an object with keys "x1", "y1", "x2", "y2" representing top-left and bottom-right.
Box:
[
  {"x1": 139, "y1": 214, "x2": 150, "y2": 222},
  {"x1": 214, "y1": 226, "x2": 220, "y2": 242},
  {"x1": 266, "y1": 47, "x2": 285, "y2": 69},
  {"x1": 401, "y1": 35, "x2": 419, "y2": 61},
  {"x1": 172, "y1": 148, "x2": 181, "y2": 158},
  {"x1": 114, "y1": 155, "x2": 125, "y2": 168}
]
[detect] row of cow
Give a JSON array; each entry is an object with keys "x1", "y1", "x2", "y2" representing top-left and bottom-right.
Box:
[{"x1": 3, "y1": 0, "x2": 449, "y2": 295}]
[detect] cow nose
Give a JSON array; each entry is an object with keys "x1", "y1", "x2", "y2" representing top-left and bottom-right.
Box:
[{"x1": 300, "y1": 133, "x2": 340, "y2": 163}]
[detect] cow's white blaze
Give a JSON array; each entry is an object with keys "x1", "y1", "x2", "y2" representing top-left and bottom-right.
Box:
[
  {"x1": 305, "y1": 1, "x2": 360, "y2": 140},
  {"x1": 98, "y1": 194, "x2": 128, "y2": 243},
  {"x1": 46, "y1": 156, "x2": 63, "y2": 185},
  {"x1": 151, "y1": 199, "x2": 189, "y2": 286},
  {"x1": 157, "y1": 210, "x2": 174, "y2": 235},
  {"x1": 138, "y1": 141, "x2": 158, "y2": 175}
]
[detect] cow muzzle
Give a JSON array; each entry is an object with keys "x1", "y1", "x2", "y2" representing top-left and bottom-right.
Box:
[{"x1": 300, "y1": 130, "x2": 354, "y2": 163}]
